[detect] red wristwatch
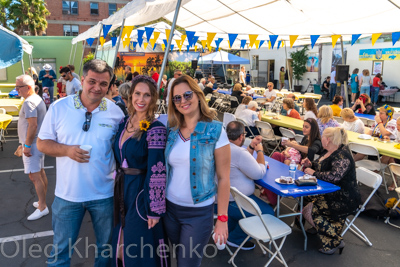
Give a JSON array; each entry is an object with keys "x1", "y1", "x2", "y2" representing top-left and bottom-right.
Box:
[{"x1": 217, "y1": 215, "x2": 228, "y2": 222}]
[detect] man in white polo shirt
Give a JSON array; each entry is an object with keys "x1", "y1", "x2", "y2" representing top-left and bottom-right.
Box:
[
  {"x1": 263, "y1": 82, "x2": 277, "y2": 108},
  {"x1": 37, "y1": 59, "x2": 124, "y2": 266}
]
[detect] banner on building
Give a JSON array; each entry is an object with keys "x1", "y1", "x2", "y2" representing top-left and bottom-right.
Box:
[{"x1": 359, "y1": 48, "x2": 400, "y2": 61}]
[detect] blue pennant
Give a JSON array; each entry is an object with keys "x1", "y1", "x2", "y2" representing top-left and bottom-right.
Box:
[
  {"x1": 228, "y1": 33, "x2": 238, "y2": 48},
  {"x1": 392, "y1": 32, "x2": 400, "y2": 46},
  {"x1": 269, "y1": 35, "x2": 279, "y2": 49},
  {"x1": 86, "y1": 38, "x2": 95, "y2": 47},
  {"x1": 215, "y1": 38, "x2": 223, "y2": 51},
  {"x1": 163, "y1": 39, "x2": 168, "y2": 46},
  {"x1": 240, "y1": 39, "x2": 246, "y2": 49},
  {"x1": 259, "y1": 40, "x2": 265, "y2": 49},
  {"x1": 187, "y1": 45, "x2": 190, "y2": 52},
  {"x1": 191, "y1": 36, "x2": 199, "y2": 47},
  {"x1": 144, "y1": 27, "x2": 154, "y2": 42},
  {"x1": 277, "y1": 40, "x2": 282, "y2": 50},
  {"x1": 170, "y1": 44, "x2": 174, "y2": 52},
  {"x1": 137, "y1": 30, "x2": 145, "y2": 47},
  {"x1": 186, "y1": 31, "x2": 196, "y2": 47},
  {"x1": 153, "y1": 43, "x2": 157, "y2": 50},
  {"x1": 102, "y1": 25, "x2": 112, "y2": 37},
  {"x1": 111, "y1": 37, "x2": 118, "y2": 47},
  {"x1": 351, "y1": 34, "x2": 361, "y2": 46},
  {"x1": 310, "y1": 35, "x2": 320, "y2": 48}
]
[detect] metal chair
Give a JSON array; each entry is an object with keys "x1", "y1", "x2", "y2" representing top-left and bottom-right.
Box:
[
  {"x1": 341, "y1": 167, "x2": 382, "y2": 246},
  {"x1": 229, "y1": 96, "x2": 240, "y2": 113},
  {"x1": 294, "y1": 134, "x2": 304, "y2": 143},
  {"x1": 349, "y1": 142, "x2": 389, "y2": 194},
  {"x1": 385, "y1": 163, "x2": 400, "y2": 229},
  {"x1": 255, "y1": 121, "x2": 282, "y2": 155},
  {"x1": 229, "y1": 187, "x2": 292, "y2": 267},
  {"x1": 334, "y1": 116, "x2": 344, "y2": 124},
  {"x1": 156, "y1": 100, "x2": 167, "y2": 114},
  {"x1": 0, "y1": 108, "x2": 5, "y2": 114},
  {"x1": 279, "y1": 127, "x2": 295, "y2": 139},
  {"x1": 366, "y1": 119, "x2": 375, "y2": 127},
  {"x1": 236, "y1": 118, "x2": 255, "y2": 138},
  {"x1": 223, "y1": 113, "x2": 236, "y2": 128}
]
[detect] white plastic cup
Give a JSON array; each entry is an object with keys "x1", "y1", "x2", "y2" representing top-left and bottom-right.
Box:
[
  {"x1": 212, "y1": 233, "x2": 226, "y2": 250},
  {"x1": 80, "y1": 145, "x2": 92, "y2": 156},
  {"x1": 281, "y1": 137, "x2": 288, "y2": 145}
]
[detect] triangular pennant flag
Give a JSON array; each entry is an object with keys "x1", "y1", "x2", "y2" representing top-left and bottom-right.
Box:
[
  {"x1": 137, "y1": 30, "x2": 145, "y2": 47},
  {"x1": 175, "y1": 40, "x2": 183, "y2": 52},
  {"x1": 227, "y1": 41, "x2": 230, "y2": 49},
  {"x1": 281, "y1": 41, "x2": 284, "y2": 47},
  {"x1": 165, "y1": 29, "x2": 171, "y2": 40},
  {"x1": 240, "y1": 39, "x2": 246, "y2": 49},
  {"x1": 122, "y1": 37, "x2": 130, "y2": 48},
  {"x1": 207, "y1": 33, "x2": 216, "y2": 49},
  {"x1": 268, "y1": 41, "x2": 271, "y2": 50},
  {"x1": 215, "y1": 38, "x2": 223, "y2": 51},
  {"x1": 187, "y1": 45, "x2": 190, "y2": 52},
  {"x1": 351, "y1": 34, "x2": 361, "y2": 46},
  {"x1": 143, "y1": 42, "x2": 148, "y2": 50},
  {"x1": 289, "y1": 35, "x2": 298, "y2": 48},
  {"x1": 269, "y1": 35, "x2": 278, "y2": 49},
  {"x1": 191, "y1": 36, "x2": 199, "y2": 47},
  {"x1": 121, "y1": 26, "x2": 134, "y2": 39},
  {"x1": 371, "y1": 33, "x2": 381, "y2": 46},
  {"x1": 258, "y1": 40, "x2": 265, "y2": 49},
  {"x1": 228, "y1": 33, "x2": 238, "y2": 48},
  {"x1": 161, "y1": 44, "x2": 165, "y2": 51},
  {"x1": 99, "y1": 36, "x2": 106, "y2": 47},
  {"x1": 249, "y1": 34, "x2": 258, "y2": 48},
  {"x1": 331, "y1": 35, "x2": 341, "y2": 48},
  {"x1": 102, "y1": 25, "x2": 112, "y2": 37},
  {"x1": 87, "y1": 38, "x2": 95, "y2": 47},
  {"x1": 153, "y1": 43, "x2": 157, "y2": 50},
  {"x1": 194, "y1": 45, "x2": 198, "y2": 52},
  {"x1": 181, "y1": 34, "x2": 187, "y2": 43},
  {"x1": 170, "y1": 44, "x2": 174, "y2": 52},
  {"x1": 392, "y1": 32, "x2": 400, "y2": 46},
  {"x1": 277, "y1": 40, "x2": 282, "y2": 50},
  {"x1": 111, "y1": 37, "x2": 118, "y2": 47},
  {"x1": 186, "y1": 31, "x2": 196, "y2": 42},
  {"x1": 149, "y1": 39, "x2": 156, "y2": 49},
  {"x1": 201, "y1": 40, "x2": 207, "y2": 50},
  {"x1": 153, "y1": 32, "x2": 160, "y2": 43},
  {"x1": 310, "y1": 35, "x2": 320, "y2": 48},
  {"x1": 163, "y1": 39, "x2": 168, "y2": 46},
  {"x1": 144, "y1": 27, "x2": 154, "y2": 42},
  {"x1": 255, "y1": 40, "x2": 260, "y2": 49}
]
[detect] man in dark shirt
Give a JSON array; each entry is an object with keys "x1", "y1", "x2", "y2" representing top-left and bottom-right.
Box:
[
  {"x1": 203, "y1": 82, "x2": 218, "y2": 95},
  {"x1": 322, "y1": 76, "x2": 330, "y2": 98},
  {"x1": 125, "y1": 66, "x2": 133, "y2": 82}
]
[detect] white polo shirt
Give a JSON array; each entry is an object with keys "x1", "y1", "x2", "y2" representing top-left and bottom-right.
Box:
[
  {"x1": 38, "y1": 94, "x2": 124, "y2": 202},
  {"x1": 263, "y1": 89, "x2": 277, "y2": 104}
]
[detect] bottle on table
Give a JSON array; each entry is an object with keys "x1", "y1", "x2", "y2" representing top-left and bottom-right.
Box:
[{"x1": 289, "y1": 160, "x2": 296, "y2": 179}]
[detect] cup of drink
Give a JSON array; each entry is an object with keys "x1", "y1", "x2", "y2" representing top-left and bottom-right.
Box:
[
  {"x1": 80, "y1": 145, "x2": 92, "y2": 156},
  {"x1": 281, "y1": 137, "x2": 288, "y2": 145}
]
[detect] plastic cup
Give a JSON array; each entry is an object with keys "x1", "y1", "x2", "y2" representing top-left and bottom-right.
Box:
[
  {"x1": 212, "y1": 233, "x2": 226, "y2": 250},
  {"x1": 80, "y1": 145, "x2": 92, "y2": 156},
  {"x1": 281, "y1": 137, "x2": 288, "y2": 144}
]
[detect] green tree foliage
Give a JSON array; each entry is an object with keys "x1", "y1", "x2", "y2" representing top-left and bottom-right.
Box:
[
  {"x1": 83, "y1": 52, "x2": 95, "y2": 65},
  {"x1": 0, "y1": 0, "x2": 50, "y2": 36},
  {"x1": 167, "y1": 61, "x2": 194, "y2": 78},
  {"x1": 290, "y1": 46, "x2": 309, "y2": 85}
]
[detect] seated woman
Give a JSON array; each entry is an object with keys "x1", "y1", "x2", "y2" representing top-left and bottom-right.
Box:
[
  {"x1": 351, "y1": 94, "x2": 375, "y2": 115},
  {"x1": 301, "y1": 127, "x2": 361, "y2": 254},
  {"x1": 302, "y1": 98, "x2": 318, "y2": 120},
  {"x1": 330, "y1": 95, "x2": 343, "y2": 117},
  {"x1": 317, "y1": 105, "x2": 341, "y2": 136},
  {"x1": 236, "y1": 101, "x2": 261, "y2": 137},
  {"x1": 381, "y1": 118, "x2": 400, "y2": 190},
  {"x1": 340, "y1": 108, "x2": 364, "y2": 134},
  {"x1": 234, "y1": 96, "x2": 252, "y2": 117},
  {"x1": 231, "y1": 83, "x2": 246, "y2": 104},
  {"x1": 282, "y1": 98, "x2": 301, "y2": 119}
]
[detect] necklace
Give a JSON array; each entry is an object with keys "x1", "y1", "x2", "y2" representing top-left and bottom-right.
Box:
[{"x1": 125, "y1": 117, "x2": 139, "y2": 133}]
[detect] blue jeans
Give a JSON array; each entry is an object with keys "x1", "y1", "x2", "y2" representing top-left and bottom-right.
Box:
[
  {"x1": 215, "y1": 195, "x2": 275, "y2": 245},
  {"x1": 372, "y1": 86, "x2": 379, "y2": 104},
  {"x1": 329, "y1": 84, "x2": 337, "y2": 101},
  {"x1": 360, "y1": 85, "x2": 370, "y2": 97},
  {"x1": 48, "y1": 86, "x2": 54, "y2": 103},
  {"x1": 48, "y1": 196, "x2": 113, "y2": 267}
]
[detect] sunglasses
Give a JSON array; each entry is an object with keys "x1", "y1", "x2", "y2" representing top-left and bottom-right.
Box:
[
  {"x1": 82, "y1": 112, "x2": 92, "y2": 132},
  {"x1": 61, "y1": 75, "x2": 67, "y2": 78},
  {"x1": 172, "y1": 91, "x2": 194, "y2": 104}
]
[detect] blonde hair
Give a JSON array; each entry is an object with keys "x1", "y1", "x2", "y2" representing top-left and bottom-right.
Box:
[
  {"x1": 282, "y1": 98, "x2": 295, "y2": 109},
  {"x1": 362, "y1": 69, "x2": 370, "y2": 76},
  {"x1": 242, "y1": 96, "x2": 252, "y2": 105},
  {"x1": 168, "y1": 75, "x2": 215, "y2": 129},
  {"x1": 323, "y1": 127, "x2": 348, "y2": 146},
  {"x1": 340, "y1": 108, "x2": 355, "y2": 120},
  {"x1": 233, "y1": 83, "x2": 242, "y2": 92},
  {"x1": 318, "y1": 105, "x2": 334, "y2": 124}
]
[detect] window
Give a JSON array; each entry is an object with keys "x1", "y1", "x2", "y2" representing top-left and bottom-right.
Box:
[
  {"x1": 109, "y1": 4, "x2": 117, "y2": 16},
  {"x1": 63, "y1": 25, "x2": 79, "y2": 36},
  {"x1": 90, "y1": 2, "x2": 99, "y2": 15},
  {"x1": 62, "y1": 1, "x2": 78, "y2": 15}
]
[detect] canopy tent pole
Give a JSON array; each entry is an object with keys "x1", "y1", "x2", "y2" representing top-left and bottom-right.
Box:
[
  {"x1": 284, "y1": 41, "x2": 291, "y2": 91},
  {"x1": 112, "y1": 18, "x2": 126, "y2": 70},
  {"x1": 219, "y1": 49, "x2": 227, "y2": 84},
  {"x1": 21, "y1": 57, "x2": 25, "y2": 74},
  {"x1": 340, "y1": 36, "x2": 349, "y2": 108},
  {"x1": 157, "y1": 0, "x2": 183, "y2": 91},
  {"x1": 78, "y1": 40, "x2": 86, "y2": 77},
  {"x1": 72, "y1": 41, "x2": 78, "y2": 65},
  {"x1": 247, "y1": 44, "x2": 255, "y2": 87},
  {"x1": 94, "y1": 23, "x2": 103, "y2": 59},
  {"x1": 29, "y1": 54, "x2": 33, "y2": 76},
  {"x1": 69, "y1": 43, "x2": 74, "y2": 64}
]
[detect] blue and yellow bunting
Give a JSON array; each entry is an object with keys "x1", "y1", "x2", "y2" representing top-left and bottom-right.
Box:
[{"x1": 310, "y1": 35, "x2": 320, "y2": 48}]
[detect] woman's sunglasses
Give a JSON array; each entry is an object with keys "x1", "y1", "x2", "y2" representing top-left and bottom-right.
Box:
[{"x1": 172, "y1": 91, "x2": 194, "y2": 104}]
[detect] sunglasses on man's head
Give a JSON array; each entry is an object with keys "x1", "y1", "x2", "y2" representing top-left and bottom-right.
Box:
[
  {"x1": 172, "y1": 91, "x2": 194, "y2": 104},
  {"x1": 82, "y1": 112, "x2": 92, "y2": 132}
]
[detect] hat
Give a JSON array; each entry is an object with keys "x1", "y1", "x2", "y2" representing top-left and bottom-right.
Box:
[{"x1": 43, "y1": 64, "x2": 52, "y2": 71}]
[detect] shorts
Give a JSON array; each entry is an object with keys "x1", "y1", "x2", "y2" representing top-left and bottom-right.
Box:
[{"x1": 22, "y1": 143, "x2": 45, "y2": 174}]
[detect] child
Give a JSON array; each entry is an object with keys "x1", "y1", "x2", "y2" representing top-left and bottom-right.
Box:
[
  {"x1": 282, "y1": 147, "x2": 302, "y2": 166},
  {"x1": 42, "y1": 87, "x2": 50, "y2": 108}
]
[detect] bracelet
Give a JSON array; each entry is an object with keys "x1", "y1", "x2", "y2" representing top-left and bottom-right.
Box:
[
  {"x1": 249, "y1": 144, "x2": 255, "y2": 150},
  {"x1": 256, "y1": 150, "x2": 263, "y2": 154},
  {"x1": 24, "y1": 144, "x2": 31, "y2": 148}
]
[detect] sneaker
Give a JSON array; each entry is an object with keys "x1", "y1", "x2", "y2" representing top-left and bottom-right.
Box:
[
  {"x1": 33, "y1": 202, "x2": 38, "y2": 208},
  {"x1": 27, "y1": 207, "x2": 49, "y2": 221},
  {"x1": 227, "y1": 240, "x2": 255, "y2": 250}
]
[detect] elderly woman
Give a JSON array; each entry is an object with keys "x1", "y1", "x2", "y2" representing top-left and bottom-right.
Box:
[
  {"x1": 301, "y1": 127, "x2": 361, "y2": 254},
  {"x1": 351, "y1": 93, "x2": 375, "y2": 115},
  {"x1": 330, "y1": 95, "x2": 343, "y2": 117},
  {"x1": 302, "y1": 98, "x2": 318, "y2": 120},
  {"x1": 381, "y1": 118, "x2": 400, "y2": 191},
  {"x1": 165, "y1": 75, "x2": 230, "y2": 267},
  {"x1": 282, "y1": 98, "x2": 301, "y2": 119},
  {"x1": 340, "y1": 108, "x2": 364, "y2": 134},
  {"x1": 234, "y1": 96, "x2": 252, "y2": 117},
  {"x1": 118, "y1": 82, "x2": 132, "y2": 107},
  {"x1": 317, "y1": 105, "x2": 341, "y2": 136},
  {"x1": 231, "y1": 83, "x2": 246, "y2": 104}
]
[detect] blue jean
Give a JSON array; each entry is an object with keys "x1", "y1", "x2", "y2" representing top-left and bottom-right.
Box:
[
  {"x1": 329, "y1": 84, "x2": 337, "y2": 101},
  {"x1": 48, "y1": 196, "x2": 113, "y2": 267},
  {"x1": 48, "y1": 86, "x2": 54, "y2": 103},
  {"x1": 372, "y1": 86, "x2": 379, "y2": 104},
  {"x1": 215, "y1": 195, "x2": 275, "y2": 245},
  {"x1": 360, "y1": 85, "x2": 370, "y2": 97}
]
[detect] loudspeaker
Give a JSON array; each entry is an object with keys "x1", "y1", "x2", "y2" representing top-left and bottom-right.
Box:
[
  {"x1": 191, "y1": 60, "x2": 198, "y2": 70},
  {"x1": 335, "y1": 65, "x2": 349, "y2": 82}
]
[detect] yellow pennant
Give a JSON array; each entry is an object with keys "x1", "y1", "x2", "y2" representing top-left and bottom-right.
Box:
[
  {"x1": 268, "y1": 40, "x2": 271, "y2": 50},
  {"x1": 175, "y1": 40, "x2": 183, "y2": 52},
  {"x1": 153, "y1": 32, "x2": 160, "y2": 43},
  {"x1": 122, "y1": 26, "x2": 134, "y2": 39},
  {"x1": 149, "y1": 39, "x2": 156, "y2": 49},
  {"x1": 99, "y1": 36, "x2": 106, "y2": 47},
  {"x1": 161, "y1": 44, "x2": 165, "y2": 51},
  {"x1": 122, "y1": 37, "x2": 131, "y2": 48},
  {"x1": 201, "y1": 40, "x2": 207, "y2": 50},
  {"x1": 281, "y1": 41, "x2": 284, "y2": 47},
  {"x1": 207, "y1": 32, "x2": 216, "y2": 49},
  {"x1": 143, "y1": 42, "x2": 148, "y2": 50},
  {"x1": 371, "y1": 33, "x2": 381, "y2": 46},
  {"x1": 165, "y1": 29, "x2": 171, "y2": 40},
  {"x1": 249, "y1": 34, "x2": 258, "y2": 48},
  {"x1": 181, "y1": 34, "x2": 187, "y2": 43},
  {"x1": 289, "y1": 35, "x2": 298, "y2": 48},
  {"x1": 255, "y1": 40, "x2": 260, "y2": 49},
  {"x1": 194, "y1": 45, "x2": 197, "y2": 52},
  {"x1": 331, "y1": 35, "x2": 341, "y2": 48},
  {"x1": 219, "y1": 47, "x2": 221, "y2": 51},
  {"x1": 227, "y1": 40, "x2": 230, "y2": 49}
]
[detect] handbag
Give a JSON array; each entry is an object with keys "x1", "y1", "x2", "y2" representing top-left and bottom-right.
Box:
[
  {"x1": 14, "y1": 145, "x2": 22, "y2": 157},
  {"x1": 295, "y1": 178, "x2": 317, "y2": 186}
]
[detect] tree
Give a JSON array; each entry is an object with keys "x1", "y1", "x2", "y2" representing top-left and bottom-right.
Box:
[
  {"x1": 1, "y1": 0, "x2": 50, "y2": 36},
  {"x1": 290, "y1": 46, "x2": 308, "y2": 85}
]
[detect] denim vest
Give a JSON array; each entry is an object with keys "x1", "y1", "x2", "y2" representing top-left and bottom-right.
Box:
[{"x1": 165, "y1": 120, "x2": 223, "y2": 204}]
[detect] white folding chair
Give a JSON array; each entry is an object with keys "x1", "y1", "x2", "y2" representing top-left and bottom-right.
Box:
[
  {"x1": 341, "y1": 167, "x2": 382, "y2": 246},
  {"x1": 334, "y1": 116, "x2": 344, "y2": 124},
  {"x1": 255, "y1": 121, "x2": 282, "y2": 155},
  {"x1": 1, "y1": 105, "x2": 19, "y2": 115},
  {"x1": 393, "y1": 112, "x2": 400, "y2": 120},
  {"x1": 385, "y1": 163, "x2": 400, "y2": 229},
  {"x1": 366, "y1": 119, "x2": 375, "y2": 127},
  {"x1": 223, "y1": 113, "x2": 236, "y2": 128},
  {"x1": 358, "y1": 117, "x2": 368, "y2": 126},
  {"x1": 236, "y1": 118, "x2": 255, "y2": 138},
  {"x1": 349, "y1": 142, "x2": 389, "y2": 194},
  {"x1": 229, "y1": 187, "x2": 292, "y2": 267},
  {"x1": 0, "y1": 108, "x2": 6, "y2": 114},
  {"x1": 294, "y1": 134, "x2": 304, "y2": 143},
  {"x1": 279, "y1": 127, "x2": 295, "y2": 139}
]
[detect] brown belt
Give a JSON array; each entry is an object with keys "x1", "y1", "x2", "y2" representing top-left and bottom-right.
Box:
[{"x1": 114, "y1": 167, "x2": 146, "y2": 228}]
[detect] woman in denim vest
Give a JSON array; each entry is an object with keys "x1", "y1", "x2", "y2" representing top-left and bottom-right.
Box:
[{"x1": 165, "y1": 75, "x2": 230, "y2": 267}]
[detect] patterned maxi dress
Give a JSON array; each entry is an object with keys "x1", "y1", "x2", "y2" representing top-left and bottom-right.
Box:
[{"x1": 111, "y1": 118, "x2": 169, "y2": 267}]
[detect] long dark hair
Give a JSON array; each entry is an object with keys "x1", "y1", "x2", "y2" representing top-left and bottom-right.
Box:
[{"x1": 304, "y1": 118, "x2": 321, "y2": 148}]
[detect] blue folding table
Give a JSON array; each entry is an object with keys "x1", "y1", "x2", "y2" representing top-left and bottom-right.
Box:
[{"x1": 355, "y1": 113, "x2": 375, "y2": 120}]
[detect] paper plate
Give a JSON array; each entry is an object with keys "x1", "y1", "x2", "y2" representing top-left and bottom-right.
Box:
[
  {"x1": 275, "y1": 178, "x2": 294, "y2": 185},
  {"x1": 358, "y1": 134, "x2": 372, "y2": 140}
]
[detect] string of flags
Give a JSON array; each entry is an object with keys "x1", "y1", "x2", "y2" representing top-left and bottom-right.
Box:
[{"x1": 86, "y1": 24, "x2": 400, "y2": 52}]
